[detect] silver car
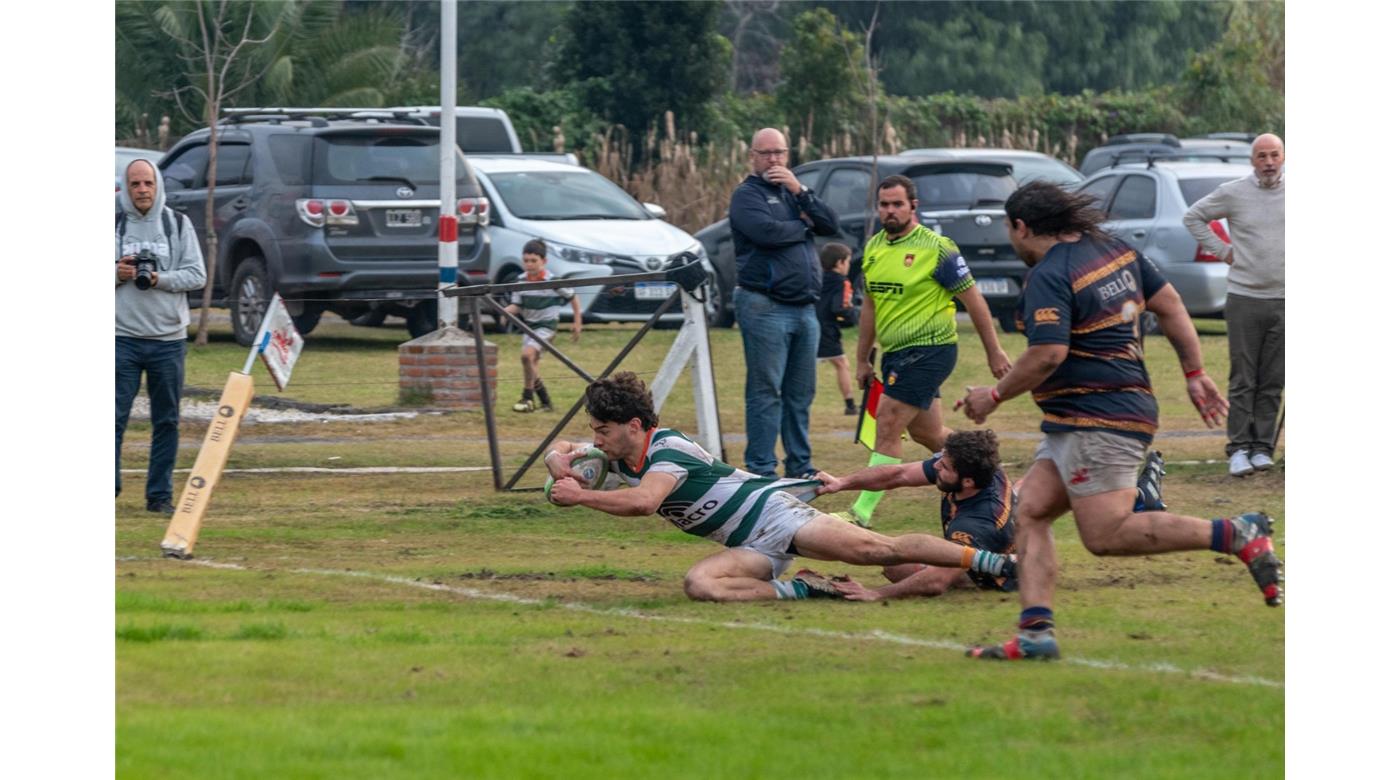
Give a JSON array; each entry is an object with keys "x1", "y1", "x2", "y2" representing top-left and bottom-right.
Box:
[{"x1": 1075, "y1": 160, "x2": 1250, "y2": 323}]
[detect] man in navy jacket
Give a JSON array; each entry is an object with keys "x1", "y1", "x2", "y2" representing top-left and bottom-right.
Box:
[{"x1": 729, "y1": 128, "x2": 839, "y2": 478}]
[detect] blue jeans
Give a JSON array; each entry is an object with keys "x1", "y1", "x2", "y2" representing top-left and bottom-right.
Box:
[
  {"x1": 116, "y1": 337, "x2": 186, "y2": 504},
  {"x1": 734, "y1": 288, "x2": 818, "y2": 477}
]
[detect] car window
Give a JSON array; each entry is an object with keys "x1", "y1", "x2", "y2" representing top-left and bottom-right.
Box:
[
  {"x1": 910, "y1": 171, "x2": 1016, "y2": 209},
  {"x1": 1011, "y1": 158, "x2": 1083, "y2": 187},
  {"x1": 796, "y1": 167, "x2": 823, "y2": 191},
  {"x1": 1078, "y1": 175, "x2": 1119, "y2": 211},
  {"x1": 489, "y1": 170, "x2": 647, "y2": 220},
  {"x1": 316, "y1": 135, "x2": 470, "y2": 186},
  {"x1": 213, "y1": 143, "x2": 252, "y2": 186},
  {"x1": 1177, "y1": 176, "x2": 1235, "y2": 207},
  {"x1": 820, "y1": 168, "x2": 872, "y2": 215},
  {"x1": 267, "y1": 135, "x2": 311, "y2": 185},
  {"x1": 1108, "y1": 175, "x2": 1157, "y2": 220},
  {"x1": 162, "y1": 144, "x2": 209, "y2": 191}
]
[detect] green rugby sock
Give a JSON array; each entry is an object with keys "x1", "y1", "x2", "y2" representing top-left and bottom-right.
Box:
[
  {"x1": 851, "y1": 452, "x2": 902, "y2": 521},
  {"x1": 773, "y1": 580, "x2": 808, "y2": 600}
]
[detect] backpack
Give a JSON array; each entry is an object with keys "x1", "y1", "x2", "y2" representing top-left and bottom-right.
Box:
[{"x1": 116, "y1": 207, "x2": 184, "y2": 254}]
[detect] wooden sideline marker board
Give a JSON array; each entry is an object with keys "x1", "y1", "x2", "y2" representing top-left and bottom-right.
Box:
[{"x1": 160, "y1": 372, "x2": 254, "y2": 558}]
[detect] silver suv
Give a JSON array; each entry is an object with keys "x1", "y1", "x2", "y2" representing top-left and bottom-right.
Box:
[{"x1": 159, "y1": 109, "x2": 491, "y2": 345}]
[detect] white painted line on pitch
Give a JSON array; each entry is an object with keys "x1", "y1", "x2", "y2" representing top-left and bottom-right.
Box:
[
  {"x1": 121, "y1": 466, "x2": 494, "y2": 475},
  {"x1": 171, "y1": 559, "x2": 1280, "y2": 689}
]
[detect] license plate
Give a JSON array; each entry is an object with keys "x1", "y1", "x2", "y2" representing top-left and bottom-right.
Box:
[
  {"x1": 634, "y1": 282, "x2": 676, "y2": 300},
  {"x1": 385, "y1": 209, "x2": 422, "y2": 227},
  {"x1": 976, "y1": 278, "x2": 1011, "y2": 295}
]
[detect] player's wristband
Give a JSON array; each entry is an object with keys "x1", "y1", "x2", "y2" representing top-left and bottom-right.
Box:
[
  {"x1": 990, "y1": 387, "x2": 1003, "y2": 404},
  {"x1": 1184, "y1": 368, "x2": 1205, "y2": 379}
]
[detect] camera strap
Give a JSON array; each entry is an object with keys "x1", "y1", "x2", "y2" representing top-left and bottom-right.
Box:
[{"x1": 116, "y1": 207, "x2": 183, "y2": 254}]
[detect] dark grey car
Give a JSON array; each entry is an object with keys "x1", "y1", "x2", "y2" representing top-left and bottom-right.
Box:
[
  {"x1": 159, "y1": 112, "x2": 490, "y2": 345},
  {"x1": 696, "y1": 155, "x2": 1023, "y2": 331}
]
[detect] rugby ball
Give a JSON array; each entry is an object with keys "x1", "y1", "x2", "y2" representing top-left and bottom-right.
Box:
[{"x1": 545, "y1": 447, "x2": 610, "y2": 505}]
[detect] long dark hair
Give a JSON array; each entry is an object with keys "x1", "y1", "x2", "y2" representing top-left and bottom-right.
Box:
[{"x1": 1004, "y1": 181, "x2": 1109, "y2": 241}]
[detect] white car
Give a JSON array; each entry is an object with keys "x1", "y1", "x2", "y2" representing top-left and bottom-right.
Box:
[{"x1": 466, "y1": 156, "x2": 716, "y2": 325}]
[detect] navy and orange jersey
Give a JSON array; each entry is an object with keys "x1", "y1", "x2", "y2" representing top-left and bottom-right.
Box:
[
  {"x1": 921, "y1": 454, "x2": 1018, "y2": 591},
  {"x1": 1017, "y1": 235, "x2": 1168, "y2": 444}
]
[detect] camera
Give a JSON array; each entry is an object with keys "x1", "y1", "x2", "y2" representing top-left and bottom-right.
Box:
[{"x1": 133, "y1": 249, "x2": 158, "y2": 290}]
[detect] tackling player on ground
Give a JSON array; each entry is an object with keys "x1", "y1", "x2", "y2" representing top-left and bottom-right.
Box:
[
  {"x1": 799, "y1": 430, "x2": 1166, "y2": 601},
  {"x1": 544, "y1": 372, "x2": 1016, "y2": 602},
  {"x1": 956, "y1": 181, "x2": 1281, "y2": 661}
]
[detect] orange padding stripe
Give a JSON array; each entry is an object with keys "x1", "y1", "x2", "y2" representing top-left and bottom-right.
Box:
[{"x1": 960, "y1": 546, "x2": 975, "y2": 569}]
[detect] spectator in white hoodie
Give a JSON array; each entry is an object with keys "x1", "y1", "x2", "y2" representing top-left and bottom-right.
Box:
[
  {"x1": 116, "y1": 159, "x2": 206, "y2": 513},
  {"x1": 1183, "y1": 134, "x2": 1285, "y2": 477}
]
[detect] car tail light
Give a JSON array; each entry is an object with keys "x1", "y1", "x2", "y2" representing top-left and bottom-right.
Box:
[
  {"x1": 296, "y1": 198, "x2": 358, "y2": 227},
  {"x1": 295, "y1": 198, "x2": 325, "y2": 227},
  {"x1": 1194, "y1": 219, "x2": 1231, "y2": 262},
  {"x1": 457, "y1": 197, "x2": 489, "y2": 225}
]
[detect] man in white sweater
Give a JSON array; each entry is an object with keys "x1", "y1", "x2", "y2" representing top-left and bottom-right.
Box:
[{"x1": 1183, "y1": 134, "x2": 1285, "y2": 477}]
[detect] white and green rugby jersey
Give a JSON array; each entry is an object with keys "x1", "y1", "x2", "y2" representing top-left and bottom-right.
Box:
[{"x1": 611, "y1": 428, "x2": 820, "y2": 547}]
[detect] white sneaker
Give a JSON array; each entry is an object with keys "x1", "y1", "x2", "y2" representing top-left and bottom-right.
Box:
[
  {"x1": 1229, "y1": 450, "x2": 1254, "y2": 477},
  {"x1": 1249, "y1": 452, "x2": 1274, "y2": 471}
]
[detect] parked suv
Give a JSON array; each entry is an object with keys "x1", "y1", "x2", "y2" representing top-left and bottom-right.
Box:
[
  {"x1": 158, "y1": 109, "x2": 490, "y2": 345},
  {"x1": 1075, "y1": 158, "x2": 1250, "y2": 325},
  {"x1": 696, "y1": 155, "x2": 1022, "y2": 330},
  {"x1": 1080, "y1": 133, "x2": 1250, "y2": 175},
  {"x1": 898, "y1": 147, "x2": 1083, "y2": 187}
]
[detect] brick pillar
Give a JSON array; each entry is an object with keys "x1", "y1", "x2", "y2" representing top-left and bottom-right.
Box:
[{"x1": 397, "y1": 326, "x2": 496, "y2": 409}]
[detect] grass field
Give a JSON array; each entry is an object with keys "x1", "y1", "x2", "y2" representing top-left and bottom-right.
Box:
[{"x1": 116, "y1": 313, "x2": 1283, "y2": 778}]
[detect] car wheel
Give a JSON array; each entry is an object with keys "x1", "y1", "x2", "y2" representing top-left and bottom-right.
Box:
[
  {"x1": 230, "y1": 257, "x2": 271, "y2": 347},
  {"x1": 489, "y1": 268, "x2": 521, "y2": 334},
  {"x1": 291, "y1": 305, "x2": 323, "y2": 336},
  {"x1": 708, "y1": 276, "x2": 734, "y2": 328},
  {"x1": 406, "y1": 300, "x2": 437, "y2": 339}
]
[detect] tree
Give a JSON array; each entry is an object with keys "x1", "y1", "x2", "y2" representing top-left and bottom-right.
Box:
[
  {"x1": 553, "y1": 0, "x2": 730, "y2": 160},
  {"x1": 775, "y1": 8, "x2": 871, "y2": 154},
  {"x1": 1179, "y1": 1, "x2": 1284, "y2": 135}
]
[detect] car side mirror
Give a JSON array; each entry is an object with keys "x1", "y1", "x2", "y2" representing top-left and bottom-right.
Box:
[{"x1": 643, "y1": 202, "x2": 667, "y2": 219}]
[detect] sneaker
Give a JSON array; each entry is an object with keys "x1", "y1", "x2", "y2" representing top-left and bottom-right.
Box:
[
  {"x1": 967, "y1": 632, "x2": 1061, "y2": 661},
  {"x1": 1249, "y1": 451, "x2": 1275, "y2": 471},
  {"x1": 844, "y1": 402, "x2": 858, "y2": 416},
  {"x1": 830, "y1": 510, "x2": 871, "y2": 529},
  {"x1": 512, "y1": 399, "x2": 535, "y2": 413},
  {"x1": 146, "y1": 499, "x2": 176, "y2": 515},
  {"x1": 792, "y1": 569, "x2": 843, "y2": 599},
  {"x1": 1229, "y1": 512, "x2": 1283, "y2": 607},
  {"x1": 791, "y1": 468, "x2": 822, "y2": 481},
  {"x1": 1229, "y1": 450, "x2": 1254, "y2": 477},
  {"x1": 1137, "y1": 450, "x2": 1167, "y2": 511}
]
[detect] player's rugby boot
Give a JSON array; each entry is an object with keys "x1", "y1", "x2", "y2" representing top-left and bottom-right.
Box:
[
  {"x1": 792, "y1": 569, "x2": 844, "y2": 599},
  {"x1": 1137, "y1": 450, "x2": 1167, "y2": 511},
  {"x1": 831, "y1": 510, "x2": 871, "y2": 529},
  {"x1": 966, "y1": 632, "x2": 1061, "y2": 661},
  {"x1": 1229, "y1": 512, "x2": 1283, "y2": 606},
  {"x1": 512, "y1": 398, "x2": 535, "y2": 413}
]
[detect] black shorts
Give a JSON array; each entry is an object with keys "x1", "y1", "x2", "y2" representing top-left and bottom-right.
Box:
[
  {"x1": 880, "y1": 344, "x2": 957, "y2": 410},
  {"x1": 817, "y1": 320, "x2": 844, "y2": 359}
]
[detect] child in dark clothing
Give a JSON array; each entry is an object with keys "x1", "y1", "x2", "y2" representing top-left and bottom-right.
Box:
[{"x1": 817, "y1": 243, "x2": 859, "y2": 415}]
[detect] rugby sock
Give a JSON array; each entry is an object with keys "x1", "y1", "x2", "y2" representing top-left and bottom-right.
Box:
[
  {"x1": 964, "y1": 548, "x2": 1011, "y2": 577},
  {"x1": 535, "y1": 380, "x2": 552, "y2": 409},
  {"x1": 520, "y1": 386, "x2": 534, "y2": 403},
  {"x1": 1209, "y1": 518, "x2": 1232, "y2": 553},
  {"x1": 851, "y1": 452, "x2": 902, "y2": 522},
  {"x1": 1019, "y1": 606, "x2": 1055, "y2": 632},
  {"x1": 773, "y1": 579, "x2": 809, "y2": 600}
]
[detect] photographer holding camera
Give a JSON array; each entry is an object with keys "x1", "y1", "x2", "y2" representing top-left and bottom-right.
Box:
[{"x1": 116, "y1": 159, "x2": 205, "y2": 514}]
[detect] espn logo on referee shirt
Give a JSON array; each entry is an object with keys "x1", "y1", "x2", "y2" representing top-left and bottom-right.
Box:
[{"x1": 867, "y1": 281, "x2": 904, "y2": 295}]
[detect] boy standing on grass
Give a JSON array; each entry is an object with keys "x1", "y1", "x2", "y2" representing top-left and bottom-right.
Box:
[
  {"x1": 817, "y1": 243, "x2": 859, "y2": 416},
  {"x1": 508, "y1": 239, "x2": 582, "y2": 413}
]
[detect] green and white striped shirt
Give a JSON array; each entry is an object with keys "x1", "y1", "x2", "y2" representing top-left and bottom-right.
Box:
[
  {"x1": 510, "y1": 270, "x2": 575, "y2": 327},
  {"x1": 612, "y1": 428, "x2": 819, "y2": 547}
]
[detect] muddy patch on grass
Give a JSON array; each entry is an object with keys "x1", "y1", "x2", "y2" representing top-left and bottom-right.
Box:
[{"x1": 457, "y1": 566, "x2": 660, "y2": 583}]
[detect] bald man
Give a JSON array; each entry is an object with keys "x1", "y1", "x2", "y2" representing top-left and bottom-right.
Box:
[
  {"x1": 117, "y1": 158, "x2": 206, "y2": 513},
  {"x1": 1183, "y1": 133, "x2": 1285, "y2": 477},
  {"x1": 728, "y1": 128, "x2": 839, "y2": 479}
]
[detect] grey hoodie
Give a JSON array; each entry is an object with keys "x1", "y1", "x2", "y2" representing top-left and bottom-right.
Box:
[{"x1": 116, "y1": 161, "x2": 206, "y2": 340}]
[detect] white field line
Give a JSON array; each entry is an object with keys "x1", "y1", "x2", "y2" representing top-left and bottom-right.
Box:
[{"x1": 170, "y1": 558, "x2": 1281, "y2": 689}]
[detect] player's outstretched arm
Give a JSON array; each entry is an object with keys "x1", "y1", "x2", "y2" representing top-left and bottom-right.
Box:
[
  {"x1": 1147, "y1": 285, "x2": 1228, "y2": 427},
  {"x1": 833, "y1": 565, "x2": 966, "y2": 601},
  {"x1": 816, "y1": 461, "x2": 928, "y2": 495},
  {"x1": 549, "y1": 471, "x2": 678, "y2": 517},
  {"x1": 957, "y1": 344, "x2": 1067, "y2": 424}
]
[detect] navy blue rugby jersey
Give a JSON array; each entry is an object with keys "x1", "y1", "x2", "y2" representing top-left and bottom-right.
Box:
[
  {"x1": 1015, "y1": 235, "x2": 1168, "y2": 443},
  {"x1": 922, "y1": 454, "x2": 1017, "y2": 591}
]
